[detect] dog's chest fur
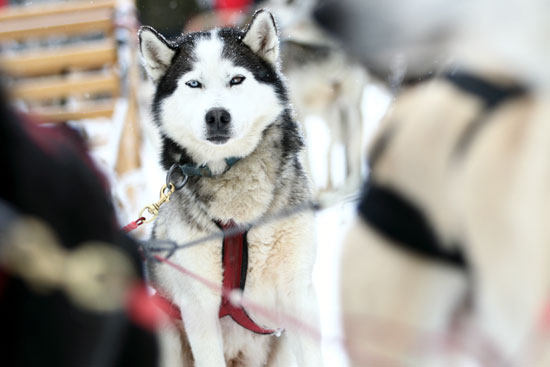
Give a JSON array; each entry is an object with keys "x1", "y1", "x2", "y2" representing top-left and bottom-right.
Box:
[
  {"x1": 193, "y1": 137, "x2": 280, "y2": 225},
  {"x1": 150, "y1": 116, "x2": 312, "y2": 325}
]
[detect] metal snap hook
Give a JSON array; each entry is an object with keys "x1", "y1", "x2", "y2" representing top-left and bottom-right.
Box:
[{"x1": 166, "y1": 163, "x2": 189, "y2": 190}]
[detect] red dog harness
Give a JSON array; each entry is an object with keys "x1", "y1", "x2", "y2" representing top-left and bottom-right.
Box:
[{"x1": 153, "y1": 220, "x2": 276, "y2": 334}]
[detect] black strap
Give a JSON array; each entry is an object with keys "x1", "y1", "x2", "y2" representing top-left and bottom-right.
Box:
[
  {"x1": 358, "y1": 183, "x2": 466, "y2": 268},
  {"x1": 445, "y1": 72, "x2": 526, "y2": 109},
  {"x1": 447, "y1": 72, "x2": 527, "y2": 158}
]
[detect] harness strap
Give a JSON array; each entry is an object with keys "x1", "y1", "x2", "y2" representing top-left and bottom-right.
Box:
[
  {"x1": 447, "y1": 72, "x2": 527, "y2": 158},
  {"x1": 151, "y1": 220, "x2": 276, "y2": 335},
  {"x1": 217, "y1": 220, "x2": 276, "y2": 335},
  {"x1": 445, "y1": 72, "x2": 526, "y2": 109},
  {"x1": 358, "y1": 183, "x2": 466, "y2": 267},
  {"x1": 360, "y1": 71, "x2": 526, "y2": 268}
]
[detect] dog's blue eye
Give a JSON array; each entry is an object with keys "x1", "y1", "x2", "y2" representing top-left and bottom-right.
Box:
[
  {"x1": 186, "y1": 80, "x2": 202, "y2": 88},
  {"x1": 229, "y1": 75, "x2": 245, "y2": 86}
]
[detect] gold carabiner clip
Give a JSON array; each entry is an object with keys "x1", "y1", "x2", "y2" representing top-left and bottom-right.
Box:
[{"x1": 139, "y1": 183, "x2": 175, "y2": 223}]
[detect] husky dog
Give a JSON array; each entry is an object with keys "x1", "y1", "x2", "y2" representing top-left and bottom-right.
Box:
[
  {"x1": 139, "y1": 10, "x2": 323, "y2": 367},
  {"x1": 258, "y1": 0, "x2": 368, "y2": 191},
  {"x1": 316, "y1": 0, "x2": 550, "y2": 365}
]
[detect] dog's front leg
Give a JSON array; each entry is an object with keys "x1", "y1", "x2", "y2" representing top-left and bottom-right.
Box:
[
  {"x1": 177, "y1": 295, "x2": 226, "y2": 367},
  {"x1": 282, "y1": 283, "x2": 324, "y2": 366}
]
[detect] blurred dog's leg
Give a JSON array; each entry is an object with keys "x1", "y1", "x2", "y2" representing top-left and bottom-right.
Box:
[
  {"x1": 341, "y1": 103, "x2": 363, "y2": 191},
  {"x1": 455, "y1": 100, "x2": 550, "y2": 363},
  {"x1": 341, "y1": 219, "x2": 469, "y2": 366}
]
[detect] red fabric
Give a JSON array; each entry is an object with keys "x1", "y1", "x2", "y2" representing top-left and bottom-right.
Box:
[
  {"x1": 219, "y1": 220, "x2": 245, "y2": 301},
  {"x1": 541, "y1": 299, "x2": 550, "y2": 331},
  {"x1": 126, "y1": 283, "x2": 164, "y2": 331},
  {"x1": 123, "y1": 217, "x2": 145, "y2": 233},
  {"x1": 20, "y1": 113, "x2": 110, "y2": 191},
  {"x1": 151, "y1": 293, "x2": 182, "y2": 320},
  {"x1": 215, "y1": 0, "x2": 251, "y2": 10},
  {"x1": 218, "y1": 220, "x2": 275, "y2": 334}
]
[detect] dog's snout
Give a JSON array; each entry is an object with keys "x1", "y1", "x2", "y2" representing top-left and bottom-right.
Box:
[{"x1": 205, "y1": 108, "x2": 231, "y2": 127}]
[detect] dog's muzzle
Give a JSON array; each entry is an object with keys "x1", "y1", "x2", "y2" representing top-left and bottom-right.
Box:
[{"x1": 205, "y1": 108, "x2": 231, "y2": 144}]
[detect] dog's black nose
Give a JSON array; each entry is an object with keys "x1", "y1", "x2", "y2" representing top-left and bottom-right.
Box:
[
  {"x1": 205, "y1": 108, "x2": 231, "y2": 143},
  {"x1": 205, "y1": 108, "x2": 231, "y2": 128}
]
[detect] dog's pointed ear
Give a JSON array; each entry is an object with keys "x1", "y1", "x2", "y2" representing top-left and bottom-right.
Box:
[
  {"x1": 139, "y1": 26, "x2": 176, "y2": 83},
  {"x1": 242, "y1": 10, "x2": 279, "y2": 65}
]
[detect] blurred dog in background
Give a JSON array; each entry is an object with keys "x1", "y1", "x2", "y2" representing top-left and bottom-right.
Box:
[
  {"x1": 258, "y1": 0, "x2": 368, "y2": 192},
  {"x1": 316, "y1": 0, "x2": 550, "y2": 365}
]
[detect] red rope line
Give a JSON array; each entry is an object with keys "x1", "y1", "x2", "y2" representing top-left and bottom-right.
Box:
[
  {"x1": 542, "y1": 301, "x2": 550, "y2": 331},
  {"x1": 153, "y1": 254, "x2": 550, "y2": 366},
  {"x1": 122, "y1": 217, "x2": 145, "y2": 233},
  {"x1": 120, "y1": 203, "x2": 550, "y2": 364},
  {"x1": 149, "y1": 254, "x2": 532, "y2": 366},
  {"x1": 153, "y1": 255, "x2": 321, "y2": 337}
]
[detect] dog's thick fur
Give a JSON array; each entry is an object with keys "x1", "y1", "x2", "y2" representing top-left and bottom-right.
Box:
[
  {"x1": 139, "y1": 10, "x2": 322, "y2": 367},
  {"x1": 316, "y1": 0, "x2": 550, "y2": 365}
]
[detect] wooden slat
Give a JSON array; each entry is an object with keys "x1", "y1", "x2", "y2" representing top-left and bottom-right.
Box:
[
  {"x1": 30, "y1": 101, "x2": 115, "y2": 122},
  {"x1": 116, "y1": 45, "x2": 141, "y2": 176},
  {"x1": 13, "y1": 72, "x2": 119, "y2": 101},
  {"x1": 0, "y1": 8, "x2": 114, "y2": 42},
  {"x1": 0, "y1": 40, "x2": 117, "y2": 77},
  {"x1": 0, "y1": 0, "x2": 115, "y2": 22}
]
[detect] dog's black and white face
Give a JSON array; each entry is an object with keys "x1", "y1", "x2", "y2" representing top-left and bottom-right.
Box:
[{"x1": 139, "y1": 10, "x2": 288, "y2": 167}]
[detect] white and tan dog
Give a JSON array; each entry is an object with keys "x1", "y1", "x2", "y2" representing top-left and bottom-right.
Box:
[
  {"x1": 139, "y1": 10, "x2": 323, "y2": 367},
  {"x1": 316, "y1": 0, "x2": 550, "y2": 365}
]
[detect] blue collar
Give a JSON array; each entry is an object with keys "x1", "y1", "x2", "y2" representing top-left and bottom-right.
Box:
[{"x1": 179, "y1": 157, "x2": 241, "y2": 178}]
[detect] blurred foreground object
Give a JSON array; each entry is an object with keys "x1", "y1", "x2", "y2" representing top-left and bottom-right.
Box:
[
  {"x1": 315, "y1": 0, "x2": 550, "y2": 365},
  {"x1": 0, "y1": 85, "x2": 159, "y2": 366}
]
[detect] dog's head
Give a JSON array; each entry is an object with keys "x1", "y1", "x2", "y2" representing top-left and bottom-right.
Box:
[
  {"x1": 139, "y1": 10, "x2": 288, "y2": 168},
  {"x1": 314, "y1": 0, "x2": 466, "y2": 83},
  {"x1": 314, "y1": 0, "x2": 550, "y2": 89}
]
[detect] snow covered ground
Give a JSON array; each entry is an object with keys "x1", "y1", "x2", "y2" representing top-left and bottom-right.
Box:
[
  {"x1": 82, "y1": 79, "x2": 391, "y2": 365},
  {"x1": 308, "y1": 84, "x2": 391, "y2": 366}
]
